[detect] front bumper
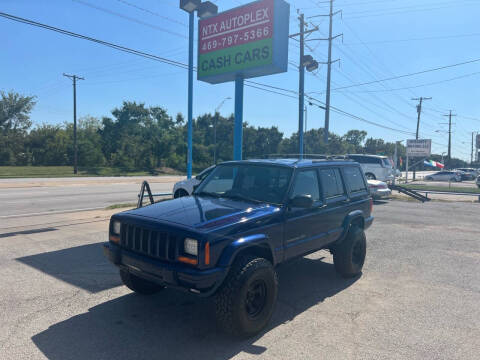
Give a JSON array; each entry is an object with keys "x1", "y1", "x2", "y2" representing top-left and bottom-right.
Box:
[
  {"x1": 371, "y1": 188, "x2": 392, "y2": 199},
  {"x1": 103, "y1": 242, "x2": 227, "y2": 297}
]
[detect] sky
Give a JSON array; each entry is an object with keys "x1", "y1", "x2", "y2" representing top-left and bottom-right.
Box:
[{"x1": 1, "y1": 0, "x2": 480, "y2": 161}]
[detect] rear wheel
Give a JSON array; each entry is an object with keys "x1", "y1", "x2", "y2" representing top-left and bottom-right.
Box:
[
  {"x1": 333, "y1": 226, "x2": 366, "y2": 278},
  {"x1": 365, "y1": 173, "x2": 376, "y2": 180},
  {"x1": 174, "y1": 189, "x2": 189, "y2": 198},
  {"x1": 120, "y1": 269, "x2": 164, "y2": 295},
  {"x1": 215, "y1": 255, "x2": 278, "y2": 337}
]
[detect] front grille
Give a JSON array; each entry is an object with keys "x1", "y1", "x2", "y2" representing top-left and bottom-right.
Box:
[{"x1": 120, "y1": 224, "x2": 180, "y2": 262}]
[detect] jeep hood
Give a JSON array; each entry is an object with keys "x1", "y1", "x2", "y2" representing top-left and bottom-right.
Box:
[{"x1": 122, "y1": 196, "x2": 280, "y2": 230}]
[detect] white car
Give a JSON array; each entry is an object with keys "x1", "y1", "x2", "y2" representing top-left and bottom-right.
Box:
[
  {"x1": 424, "y1": 171, "x2": 461, "y2": 182},
  {"x1": 348, "y1": 154, "x2": 395, "y2": 182},
  {"x1": 172, "y1": 165, "x2": 215, "y2": 198},
  {"x1": 367, "y1": 179, "x2": 392, "y2": 200}
]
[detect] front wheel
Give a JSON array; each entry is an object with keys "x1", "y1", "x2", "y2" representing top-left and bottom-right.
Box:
[
  {"x1": 215, "y1": 255, "x2": 278, "y2": 337},
  {"x1": 333, "y1": 226, "x2": 366, "y2": 278},
  {"x1": 120, "y1": 269, "x2": 164, "y2": 295}
]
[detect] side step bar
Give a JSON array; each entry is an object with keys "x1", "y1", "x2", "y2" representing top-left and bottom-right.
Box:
[{"x1": 389, "y1": 184, "x2": 431, "y2": 203}]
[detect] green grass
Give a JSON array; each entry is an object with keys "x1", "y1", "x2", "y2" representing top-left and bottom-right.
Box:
[
  {"x1": 0, "y1": 166, "x2": 161, "y2": 178},
  {"x1": 403, "y1": 183, "x2": 480, "y2": 194},
  {"x1": 105, "y1": 203, "x2": 137, "y2": 210}
]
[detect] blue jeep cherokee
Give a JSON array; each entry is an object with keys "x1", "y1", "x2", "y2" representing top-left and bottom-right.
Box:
[{"x1": 104, "y1": 159, "x2": 373, "y2": 336}]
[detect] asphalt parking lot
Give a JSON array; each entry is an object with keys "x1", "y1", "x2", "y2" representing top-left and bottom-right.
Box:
[{"x1": 0, "y1": 200, "x2": 479, "y2": 359}]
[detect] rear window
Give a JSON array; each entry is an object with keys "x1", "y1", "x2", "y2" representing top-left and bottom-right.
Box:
[
  {"x1": 319, "y1": 168, "x2": 345, "y2": 198},
  {"x1": 382, "y1": 158, "x2": 392, "y2": 167},
  {"x1": 343, "y1": 166, "x2": 367, "y2": 193}
]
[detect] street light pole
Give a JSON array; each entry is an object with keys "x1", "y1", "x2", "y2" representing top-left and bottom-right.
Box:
[
  {"x1": 180, "y1": 0, "x2": 218, "y2": 178},
  {"x1": 187, "y1": 11, "x2": 194, "y2": 179}
]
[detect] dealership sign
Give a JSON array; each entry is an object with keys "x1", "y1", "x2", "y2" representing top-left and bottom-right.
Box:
[
  {"x1": 197, "y1": 0, "x2": 289, "y2": 84},
  {"x1": 407, "y1": 139, "x2": 432, "y2": 157}
]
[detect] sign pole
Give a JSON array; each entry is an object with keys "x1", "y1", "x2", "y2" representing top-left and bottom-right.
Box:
[
  {"x1": 234, "y1": 76, "x2": 244, "y2": 160},
  {"x1": 187, "y1": 11, "x2": 194, "y2": 179},
  {"x1": 406, "y1": 152, "x2": 409, "y2": 184}
]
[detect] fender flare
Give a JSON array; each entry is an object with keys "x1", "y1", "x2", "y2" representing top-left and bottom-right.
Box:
[
  {"x1": 217, "y1": 234, "x2": 275, "y2": 268},
  {"x1": 335, "y1": 210, "x2": 365, "y2": 246}
]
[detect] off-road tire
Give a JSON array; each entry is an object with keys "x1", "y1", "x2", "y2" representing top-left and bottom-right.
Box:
[
  {"x1": 333, "y1": 226, "x2": 366, "y2": 278},
  {"x1": 120, "y1": 269, "x2": 164, "y2": 295},
  {"x1": 215, "y1": 255, "x2": 278, "y2": 337}
]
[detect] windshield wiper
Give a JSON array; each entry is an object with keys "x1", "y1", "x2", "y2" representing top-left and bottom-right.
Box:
[
  {"x1": 222, "y1": 193, "x2": 264, "y2": 204},
  {"x1": 195, "y1": 191, "x2": 221, "y2": 198}
]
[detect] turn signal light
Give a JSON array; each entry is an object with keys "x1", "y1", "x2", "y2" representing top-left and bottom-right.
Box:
[
  {"x1": 205, "y1": 242, "x2": 210, "y2": 265},
  {"x1": 178, "y1": 256, "x2": 198, "y2": 265},
  {"x1": 370, "y1": 198, "x2": 373, "y2": 214},
  {"x1": 109, "y1": 235, "x2": 120, "y2": 243}
]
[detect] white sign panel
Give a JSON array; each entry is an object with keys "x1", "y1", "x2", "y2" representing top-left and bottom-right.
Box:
[{"x1": 407, "y1": 139, "x2": 431, "y2": 157}]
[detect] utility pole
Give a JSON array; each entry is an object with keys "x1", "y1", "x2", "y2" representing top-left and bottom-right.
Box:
[
  {"x1": 309, "y1": 1, "x2": 342, "y2": 145},
  {"x1": 441, "y1": 110, "x2": 456, "y2": 167},
  {"x1": 63, "y1": 73, "x2": 84, "y2": 175},
  {"x1": 324, "y1": 0, "x2": 334, "y2": 145},
  {"x1": 289, "y1": 14, "x2": 319, "y2": 159},
  {"x1": 298, "y1": 13, "x2": 305, "y2": 158},
  {"x1": 411, "y1": 96, "x2": 431, "y2": 179}
]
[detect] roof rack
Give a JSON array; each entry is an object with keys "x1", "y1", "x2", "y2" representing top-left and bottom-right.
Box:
[{"x1": 262, "y1": 154, "x2": 354, "y2": 162}]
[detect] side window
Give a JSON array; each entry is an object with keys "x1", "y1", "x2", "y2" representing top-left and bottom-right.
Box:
[
  {"x1": 290, "y1": 170, "x2": 320, "y2": 202},
  {"x1": 343, "y1": 166, "x2": 367, "y2": 193},
  {"x1": 319, "y1": 168, "x2": 345, "y2": 198}
]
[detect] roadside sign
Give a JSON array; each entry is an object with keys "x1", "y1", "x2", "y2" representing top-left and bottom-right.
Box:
[
  {"x1": 197, "y1": 0, "x2": 289, "y2": 84},
  {"x1": 407, "y1": 139, "x2": 431, "y2": 157},
  {"x1": 476, "y1": 134, "x2": 480, "y2": 148}
]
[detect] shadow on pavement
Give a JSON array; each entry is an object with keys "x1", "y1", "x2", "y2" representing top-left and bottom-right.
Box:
[
  {"x1": 16, "y1": 243, "x2": 121, "y2": 293},
  {"x1": 32, "y1": 255, "x2": 358, "y2": 360}
]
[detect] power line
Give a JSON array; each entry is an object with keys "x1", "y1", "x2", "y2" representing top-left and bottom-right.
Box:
[
  {"x1": 335, "y1": 71, "x2": 480, "y2": 93},
  {"x1": 331, "y1": 57, "x2": 480, "y2": 91},
  {"x1": 344, "y1": 32, "x2": 480, "y2": 46},
  {"x1": 0, "y1": 12, "x2": 188, "y2": 69},
  {"x1": 114, "y1": 0, "x2": 187, "y2": 27},
  {"x1": 72, "y1": 0, "x2": 187, "y2": 39}
]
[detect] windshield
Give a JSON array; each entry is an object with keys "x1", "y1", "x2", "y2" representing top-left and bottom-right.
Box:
[{"x1": 195, "y1": 164, "x2": 293, "y2": 204}]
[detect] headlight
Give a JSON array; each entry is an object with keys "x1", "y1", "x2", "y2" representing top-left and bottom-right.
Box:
[
  {"x1": 184, "y1": 238, "x2": 198, "y2": 256},
  {"x1": 111, "y1": 220, "x2": 121, "y2": 236}
]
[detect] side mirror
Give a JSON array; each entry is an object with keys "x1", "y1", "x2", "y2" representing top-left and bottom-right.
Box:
[{"x1": 290, "y1": 195, "x2": 313, "y2": 208}]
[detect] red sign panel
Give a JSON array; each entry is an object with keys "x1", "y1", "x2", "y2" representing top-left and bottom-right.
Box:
[{"x1": 199, "y1": 0, "x2": 274, "y2": 55}]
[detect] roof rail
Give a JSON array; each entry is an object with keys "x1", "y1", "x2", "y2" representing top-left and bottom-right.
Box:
[{"x1": 258, "y1": 154, "x2": 354, "y2": 162}]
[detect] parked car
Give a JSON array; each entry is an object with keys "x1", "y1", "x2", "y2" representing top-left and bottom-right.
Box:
[
  {"x1": 476, "y1": 175, "x2": 480, "y2": 188},
  {"x1": 367, "y1": 179, "x2": 392, "y2": 200},
  {"x1": 455, "y1": 168, "x2": 477, "y2": 180},
  {"x1": 104, "y1": 159, "x2": 374, "y2": 337},
  {"x1": 424, "y1": 171, "x2": 462, "y2": 182},
  {"x1": 456, "y1": 170, "x2": 475, "y2": 181},
  {"x1": 347, "y1": 154, "x2": 395, "y2": 182},
  {"x1": 172, "y1": 165, "x2": 215, "y2": 198}
]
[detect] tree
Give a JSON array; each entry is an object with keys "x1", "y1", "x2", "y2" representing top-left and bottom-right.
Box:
[
  {"x1": 0, "y1": 91, "x2": 36, "y2": 133},
  {"x1": 0, "y1": 91, "x2": 36, "y2": 165}
]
